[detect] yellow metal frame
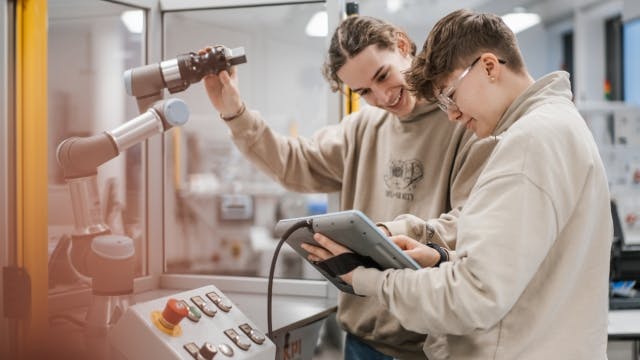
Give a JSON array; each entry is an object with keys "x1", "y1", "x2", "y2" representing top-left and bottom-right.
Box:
[
  {"x1": 344, "y1": 87, "x2": 360, "y2": 115},
  {"x1": 343, "y1": 9, "x2": 360, "y2": 115},
  {"x1": 16, "y1": 0, "x2": 48, "y2": 356}
]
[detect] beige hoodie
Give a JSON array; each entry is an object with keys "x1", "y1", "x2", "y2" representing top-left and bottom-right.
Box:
[
  {"x1": 353, "y1": 71, "x2": 612, "y2": 359},
  {"x1": 225, "y1": 102, "x2": 495, "y2": 358}
]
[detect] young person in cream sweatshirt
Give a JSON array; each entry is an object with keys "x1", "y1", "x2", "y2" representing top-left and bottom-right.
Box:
[{"x1": 305, "y1": 9, "x2": 613, "y2": 360}]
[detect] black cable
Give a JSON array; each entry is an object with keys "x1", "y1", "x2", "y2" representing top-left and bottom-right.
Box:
[{"x1": 267, "y1": 219, "x2": 313, "y2": 340}]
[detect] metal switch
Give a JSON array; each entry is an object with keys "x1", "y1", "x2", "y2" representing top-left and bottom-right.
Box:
[
  {"x1": 190, "y1": 296, "x2": 217, "y2": 317},
  {"x1": 207, "y1": 291, "x2": 232, "y2": 312},
  {"x1": 238, "y1": 323, "x2": 265, "y2": 345},
  {"x1": 224, "y1": 328, "x2": 251, "y2": 351}
]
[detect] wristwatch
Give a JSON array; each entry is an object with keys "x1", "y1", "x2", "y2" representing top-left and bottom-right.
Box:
[{"x1": 426, "y1": 242, "x2": 449, "y2": 267}]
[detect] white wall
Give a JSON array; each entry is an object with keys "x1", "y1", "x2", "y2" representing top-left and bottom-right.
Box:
[
  {"x1": 623, "y1": 0, "x2": 640, "y2": 22},
  {"x1": 515, "y1": 23, "x2": 551, "y2": 80},
  {"x1": 545, "y1": 18, "x2": 574, "y2": 81}
]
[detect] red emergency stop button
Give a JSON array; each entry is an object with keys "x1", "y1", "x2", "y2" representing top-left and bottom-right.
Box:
[{"x1": 160, "y1": 298, "x2": 189, "y2": 330}]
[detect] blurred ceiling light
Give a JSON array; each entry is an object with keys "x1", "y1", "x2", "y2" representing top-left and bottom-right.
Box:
[
  {"x1": 502, "y1": 10, "x2": 541, "y2": 34},
  {"x1": 387, "y1": 0, "x2": 404, "y2": 13},
  {"x1": 306, "y1": 11, "x2": 328, "y2": 37},
  {"x1": 121, "y1": 10, "x2": 144, "y2": 34}
]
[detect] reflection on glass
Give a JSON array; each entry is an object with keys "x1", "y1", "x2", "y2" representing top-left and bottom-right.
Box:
[
  {"x1": 163, "y1": 3, "x2": 329, "y2": 279},
  {"x1": 47, "y1": 0, "x2": 146, "y2": 294}
]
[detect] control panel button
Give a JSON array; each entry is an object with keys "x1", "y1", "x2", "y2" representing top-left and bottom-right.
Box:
[
  {"x1": 180, "y1": 300, "x2": 202, "y2": 322},
  {"x1": 218, "y1": 343, "x2": 234, "y2": 357},
  {"x1": 190, "y1": 296, "x2": 217, "y2": 317},
  {"x1": 206, "y1": 291, "x2": 232, "y2": 312},
  {"x1": 160, "y1": 298, "x2": 189, "y2": 329},
  {"x1": 183, "y1": 342, "x2": 200, "y2": 359},
  {"x1": 224, "y1": 328, "x2": 251, "y2": 351},
  {"x1": 238, "y1": 323, "x2": 266, "y2": 345},
  {"x1": 199, "y1": 342, "x2": 218, "y2": 360}
]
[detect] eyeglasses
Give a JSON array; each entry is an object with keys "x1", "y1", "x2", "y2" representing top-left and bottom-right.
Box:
[{"x1": 435, "y1": 57, "x2": 506, "y2": 113}]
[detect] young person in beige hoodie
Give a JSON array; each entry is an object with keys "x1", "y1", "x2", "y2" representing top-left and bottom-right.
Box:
[
  {"x1": 305, "y1": 9, "x2": 613, "y2": 360},
  {"x1": 202, "y1": 15, "x2": 495, "y2": 360}
]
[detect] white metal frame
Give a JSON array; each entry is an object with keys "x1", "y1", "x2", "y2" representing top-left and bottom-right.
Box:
[
  {"x1": 138, "y1": 0, "x2": 165, "y2": 292},
  {"x1": 160, "y1": 0, "x2": 324, "y2": 11},
  {"x1": 0, "y1": 0, "x2": 15, "y2": 357},
  {"x1": 48, "y1": 0, "x2": 344, "y2": 313},
  {"x1": 0, "y1": 0, "x2": 9, "y2": 286},
  {"x1": 156, "y1": 0, "x2": 342, "y2": 301},
  {"x1": 160, "y1": 274, "x2": 332, "y2": 297},
  {"x1": 46, "y1": 0, "x2": 161, "y2": 313},
  {"x1": 99, "y1": 0, "x2": 166, "y2": 293}
]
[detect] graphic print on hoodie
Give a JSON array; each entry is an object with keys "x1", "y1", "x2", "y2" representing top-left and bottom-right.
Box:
[{"x1": 384, "y1": 158, "x2": 424, "y2": 201}]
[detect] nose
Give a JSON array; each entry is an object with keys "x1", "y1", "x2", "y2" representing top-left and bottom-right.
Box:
[{"x1": 446, "y1": 107, "x2": 462, "y2": 122}]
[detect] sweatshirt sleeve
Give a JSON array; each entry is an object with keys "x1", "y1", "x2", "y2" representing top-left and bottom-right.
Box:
[
  {"x1": 378, "y1": 213, "x2": 460, "y2": 262},
  {"x1": 378, "y1": 212, "x2": 459, "y2": 249},
  {"x1": 352, "y1": 173, "x2": 558, "y2": 335},
  {"x1": 225, "y1": 108, "x2": 348, "y2": 193}
]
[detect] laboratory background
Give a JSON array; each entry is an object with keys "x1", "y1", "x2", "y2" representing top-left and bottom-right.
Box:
[{"x1": 1, "y1": 0, "x2": 640, "y2": 359}]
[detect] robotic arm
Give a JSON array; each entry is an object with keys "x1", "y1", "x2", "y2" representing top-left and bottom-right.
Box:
[
  {"x1": 124, "y1": 46, "x2": 246, "y2": 112},
  {"x1": 57, "y1": 98, "x2": 189, "y2": 240},
  {"x1": 55, "y1": 98, "x2": 189, "y2": 332}
]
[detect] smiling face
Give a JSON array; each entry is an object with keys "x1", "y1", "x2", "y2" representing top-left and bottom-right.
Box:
[
  {"x1": 436, "y1": 54, "x2": 507, "y2": 138},
  {"x1": 336, "y1": 43, "x2": 416, "y2": 118}
]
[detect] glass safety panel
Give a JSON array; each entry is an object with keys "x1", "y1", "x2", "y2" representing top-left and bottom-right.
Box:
[
  {"x1": 48, "y1": 0, "x2": 147, "y2": 294},
  {"x1": 163, "y1": 2, "x2": 330, "y2": 279}
]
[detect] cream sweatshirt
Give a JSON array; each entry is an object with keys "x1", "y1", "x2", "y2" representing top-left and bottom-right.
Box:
[
  {"x1": 353, "y1": 72, "x2": 612, "y2": 359},
  {"x1": 225, "y1": 101, "x2": 495, "y2": 359}
]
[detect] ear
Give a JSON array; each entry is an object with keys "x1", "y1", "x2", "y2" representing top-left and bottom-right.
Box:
[
  {"x1": 396, "y1": 33, "x2": 411, "y2": 57},
  {"x1": 480, "y1": 53, "x2": 502, "y2": 82}
]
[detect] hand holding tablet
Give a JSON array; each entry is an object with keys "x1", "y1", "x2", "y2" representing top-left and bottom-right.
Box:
[{"x1": 274, "y1": 210, "x2": 420, "y2": 294}]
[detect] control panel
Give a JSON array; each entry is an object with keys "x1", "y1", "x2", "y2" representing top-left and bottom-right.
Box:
[{"x1": 109, "y1": 285, "x2": 275, "y2": 360}]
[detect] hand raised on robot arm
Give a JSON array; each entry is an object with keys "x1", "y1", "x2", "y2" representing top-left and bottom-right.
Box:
[{"x1": 199, "y1": 47, "x2": 245, "y2": 119}]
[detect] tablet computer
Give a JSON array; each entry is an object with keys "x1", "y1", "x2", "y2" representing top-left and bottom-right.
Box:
[{"x1": 274, "y1": 210, "x2": 421, "y2": 294}]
